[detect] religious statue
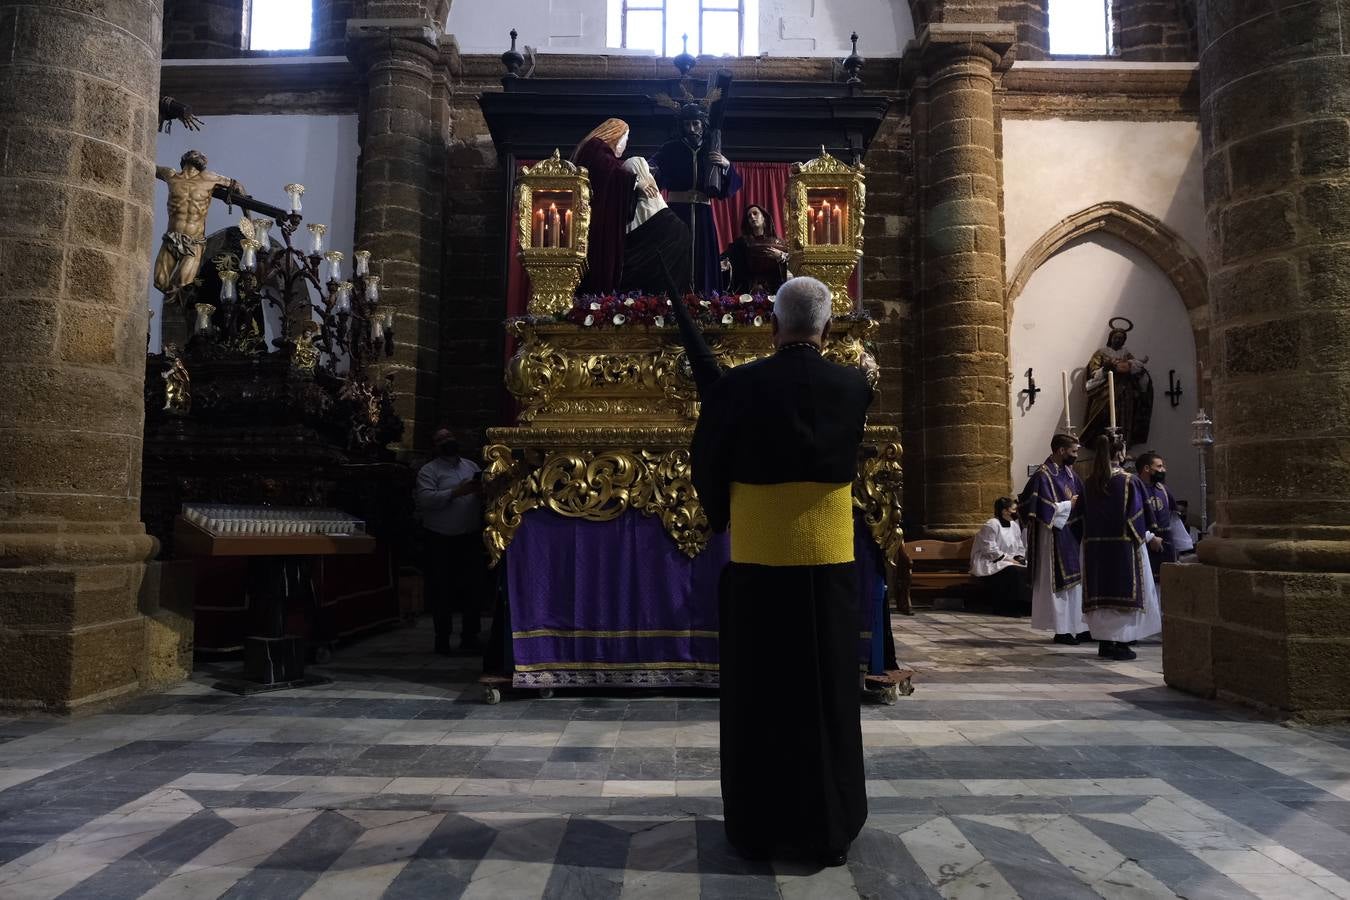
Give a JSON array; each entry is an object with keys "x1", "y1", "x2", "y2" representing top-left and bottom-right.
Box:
[
  {"x1": 572, "y1": 118, "x2": 692, "y2": 295},
  {"x1": 161, "y1": 347, "x2": 191, "y2": 415},
  {"x1": 154, "y1": 150, "x2": 244, "y2": 304},
  {"x1": 721, "y1": 204, "x2": 789, "y2": 294},
  {"x1": 651, "y1": 83, "x2": 741, "y2": 294},
  {"x1": 1082, "y1": 317, "x2": 1153, "y2": 447}
]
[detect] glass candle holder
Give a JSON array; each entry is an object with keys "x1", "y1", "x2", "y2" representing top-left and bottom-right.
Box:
[
  {"x1": 380, "y1": 309, "x2": 395, "y2": 332},
  {"x1": 325, "y1": 250, "x2": 344, "y2": 282},
  {"x1": 254, "y1": 217, "x2": 273, "y2": 247},
  {"x1": 219, "y1": 270, "x2": 238, "y2": 302},
  {"x1": 806, "y1": 190, "x2": 849, "y2": 246},
  {"x1": 284, "y1": 182, "x2": 305, "y2": 213},
  {"x1": 239, "y1": 238, "x2": 259, "y2": 271},
  {"x1": 353, "y1": 250, "x2": 371, "y2": 276},
  {"x1": 365, "y1": 275, "x2": 380, "y2": 303},
  {"x1": 194, "y1": 302, "x2": 216, "y2": 334},
  {"x1": 334, "y1": 281, "x2": 353, "y2": 313},
  {"x1": 308, "y1": 223, "x2": 327, "y2": 256}
]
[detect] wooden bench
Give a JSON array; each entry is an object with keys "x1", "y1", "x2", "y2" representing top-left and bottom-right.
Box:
[{"x1": 897, "y1": 538, "x2": 976, "y2": 611}]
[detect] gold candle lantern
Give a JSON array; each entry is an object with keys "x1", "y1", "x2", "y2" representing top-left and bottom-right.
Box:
[
  {"x1": 514, "y1": 150, "x2": 590, "y2": 318},
  {"x1": 787, "y1": 148, "x2": 866, "y2": 317}
]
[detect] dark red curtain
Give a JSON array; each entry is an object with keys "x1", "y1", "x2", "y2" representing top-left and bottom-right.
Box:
[{"x1": 710, "y1": 161, "x2": 791, "y2": 255}]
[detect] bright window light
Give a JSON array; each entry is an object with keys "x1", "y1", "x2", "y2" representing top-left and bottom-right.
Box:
[
  {"x1": 249, "y1": 0, "x2": 312, "y2": 51},
  {"x1": 608, "y1": 0, "x2": 755, "y2": 56},
  {"x1": 1049, "y1": 0, "x2": 1108, "y2": 56}
]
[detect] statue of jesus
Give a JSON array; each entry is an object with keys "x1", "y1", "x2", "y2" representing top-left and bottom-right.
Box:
[
  {"x1": 154, "y1": 150, "x2": 242, "y2": 304},
  {"x1": 1081, "y1": 318, "x2": 1153, "y2": 447}
]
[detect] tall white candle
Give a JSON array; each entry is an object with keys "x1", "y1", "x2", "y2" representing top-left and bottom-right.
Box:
[
  {"x1": 1108, "y1": 369, "x2": 1117, "y2": 431},
  {"x1": 1061, "y1": 370, "x2": 1071, "y2": 429}
]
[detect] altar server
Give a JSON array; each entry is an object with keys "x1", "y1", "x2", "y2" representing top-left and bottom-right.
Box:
[
  {"x1": 691, "y1": 276, "x2": 869, "y2": 867},
  {"x1": 970, "y1": 497, "x2": 1028, "y2": 616},
  {"x1": 1021, "y1": 433, "x2": 1088, "y2": 644},
  {"x1": 1081, "y1": 434, "x2": 1162, "y2": 661},
  {"x1": 1136, "y1": 451, "x2": 1177, "y2": 580}
]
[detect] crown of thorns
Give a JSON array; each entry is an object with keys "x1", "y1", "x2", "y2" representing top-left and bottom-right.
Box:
[{"x1": 654, "y1": 84, "x2": 722, "y2": 121}]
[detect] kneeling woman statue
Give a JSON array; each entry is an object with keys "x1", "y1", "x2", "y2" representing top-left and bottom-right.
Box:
[{"x1": 571, "y1": 118, "x2": 692, "y2": 295}]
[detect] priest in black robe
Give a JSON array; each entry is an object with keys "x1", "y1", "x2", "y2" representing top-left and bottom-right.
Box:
[
  {"x1": 690, "y1": 276, "x2": 870, "y2": 867},
  {"x1": 650, "y1": 102, "x2": 741, "y2": 294}
]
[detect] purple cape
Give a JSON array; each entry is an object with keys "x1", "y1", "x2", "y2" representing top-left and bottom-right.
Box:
[
  {"x1": 1021, "y1": 458, "x2": 1083, "y2": 591},
  {"x1": 1082, "y1": 471, "x2": 1148, "y2": 613}
]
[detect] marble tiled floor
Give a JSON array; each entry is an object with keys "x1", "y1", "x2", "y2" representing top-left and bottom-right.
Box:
[{"x1": 3, "y1": 613, "x2": 1350, "y2": 899}]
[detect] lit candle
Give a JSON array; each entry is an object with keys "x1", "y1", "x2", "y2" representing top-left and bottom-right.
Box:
[
  {"x1": 308, "y1": 223, "x2": 327, "y2": 256},
  {"x1": 832, "y1": 203, "x2": 842, "y2": 244},
  {"x1": 1061, "y1": 370, "x2": 1071, "y2": 429},
  {"x1": 365, "y1": 275, "x2": 379, "y2": 303},
  {"x1": 1108, "y1": 369, "x2": 1117, "y2": 431},
  {"x1": 547, "y1": 203, "x2": 559, "y2": 248},
  {"x1": 239, "y1": 238, "x2": 259, "y2": 271},
  {"x1": 353, "y1": 249, "x2": 370, "y2": 276},
  {"x1": 820, "y1": 200, "x2": 830, "y2": 244},
  {"x1": 284, "y1": 183, "x2": 305, "y2": 213},
  {"x1": 533, "y1": 208, "x2": 545, "y2": 248},
  {"x1": 563, "y1": 208, "x2": 573, "y2": 247},
  {"x1": 324, "y1": 250, "x2": 344, "y2": 282}
]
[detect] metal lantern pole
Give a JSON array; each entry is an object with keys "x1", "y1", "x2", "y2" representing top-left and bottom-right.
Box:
[{"x1": 1190, "y1": 409, "x2": 1214, "y2": 535}]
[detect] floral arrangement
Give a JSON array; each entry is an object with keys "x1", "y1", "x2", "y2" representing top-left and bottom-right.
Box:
[{"x1": 559, "y1": 291, "x2": 776, "y2": 328}]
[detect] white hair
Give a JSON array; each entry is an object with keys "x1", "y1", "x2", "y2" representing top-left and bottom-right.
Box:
[{"x1": 772, "y1": 276, "x2": 832, "y2": 337}]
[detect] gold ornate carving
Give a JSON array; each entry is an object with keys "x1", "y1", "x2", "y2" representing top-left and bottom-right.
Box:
[
  {"x1": 854, "y1": 437, "x2": 905, "y2": 597},
  {"x1": 786, "y1": 149, "x2": 867, "y2": 316},
  {"x1": 515, "y1": 150, "x2": 591, "y2": 318},
  {"x1": 482, "y1": 442, "x2": 708, "y2": 564}
]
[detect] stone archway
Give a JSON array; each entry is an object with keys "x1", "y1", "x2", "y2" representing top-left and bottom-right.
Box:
[{"x1": 1006, "y1": 201, "x2": 1210, "y2": 405}]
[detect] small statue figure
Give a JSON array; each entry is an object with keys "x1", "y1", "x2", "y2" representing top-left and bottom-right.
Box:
[
  {"x1": 154, "y1": 150, "x2": 244, "y2": 305},
  {"x1": 162, "y1": 347, "x2": 191, "y2": 415},
  {"x1": 1082, "y1": 317, "x2": 1153, "y2": 447}
]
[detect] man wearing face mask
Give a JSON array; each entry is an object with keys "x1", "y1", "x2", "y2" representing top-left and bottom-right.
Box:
[
  {"x1": 650, "y1": 100, "x2": 741, "y2": 294},
  {"x1": 1020, "y1": 433, "x2": 1089, "y2": 645},
  {"x1": 415, "y1": 429, "x2": 485, "y2": 654},
  {"x1": 1136, "y1": 452, "x2": 1176, "y2": 581},
  {"x1": 970, "y1": 497, "x2": 1028, "y2": 616}
]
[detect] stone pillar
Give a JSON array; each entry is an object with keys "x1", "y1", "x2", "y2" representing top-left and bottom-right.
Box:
[
  {"x1": 0, "y1": 0, "x2": 161, "y2": 709},
  {"x1": 909, "y1": 26, "x2": 1012, "y2": 540},
  {"x1": 907, "y1": 1, "x2": 1048, "y2": 62},
  {"x1": 312, "y1": 0, "x2": 358, "y2": 57},
  {"x1": 1164, "y1": 0, "x2": 1350, "y2": 718},
  {"x1": 162, "y1": 0, "x2": 243, "y2": 58},
  {"x1": 1111, "y1": 0, "x2": 1196, "y2": 61},
  {"x1": 349, "y1": 17, "x2": 451, "y2": 451}
]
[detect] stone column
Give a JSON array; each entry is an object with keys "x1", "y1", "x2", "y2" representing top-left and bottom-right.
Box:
[
  {"x1": 909, "y1": 26, "x2": 1012, "y2": 539},
  {"x1": 349, "y1": 17, "x2": 451, "y2": 451},
  {"x1": 161, "y1": 0, "x2": 243, "y2": 58},
  {"x1": 0, "y1": 0, "x2": 161, "y2": 709},
  {"x1": 311, "y1": 0, "x2": 358, "y2": 57},
  {"x1": 1164, "y1": 0, "x2": 1350, "y2": 717},
  {"x1": 907, "y1": 1, "x2": 1048, "y2": 62}
]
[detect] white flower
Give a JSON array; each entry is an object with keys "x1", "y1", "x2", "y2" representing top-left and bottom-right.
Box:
[
  {"x1": 665, "y1": 298, "x2": 672, "y2": 306},
  {"x1": 753, "y1": 315, "x2": 764, "y2": 326},
  {"x1": 654, "y1": 315, "x2": 665, "y2": 327},
  {"x1": 583, "y1": 314, "x2": 595, "y2": 326},
  {"x1": 739, "y1": 293, "x2": 753, "y2": 304},
  {"x1": 624, "y1": 298, "x2": 636, "y2": 306},
  {"x1": 590, "y1": 301, "x2": 601, "y2": 311},
  {"x1": 699, "y1": 300, "x2": 711, "y2": 308},
  {"x1": 721, "y1": 313, "x2": 734, "y2": 325},
  {"x1": 768, "y1": 295, "x2": 776, "y2": 303},
  {"x1": 613, "y1": 313, "x2": 626, "y2": 325}
]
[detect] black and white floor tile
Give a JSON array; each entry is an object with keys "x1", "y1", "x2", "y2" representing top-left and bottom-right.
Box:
[{"x1": 2, "y1": 613, "x2": 1350, "y2": 898}]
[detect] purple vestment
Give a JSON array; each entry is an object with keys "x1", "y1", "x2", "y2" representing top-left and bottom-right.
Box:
[
  {"x1": 1021, "y1": 457, "x2": 1083, "y2": 591},
  {"x1": 1143, "y1": 480, "x2": 1178, "y2": 578},
  {"x1": 1082, "y1": 471, "x2": 1148, "y2": 613}
]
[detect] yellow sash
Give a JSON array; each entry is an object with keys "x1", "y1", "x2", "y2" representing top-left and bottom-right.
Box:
[{"x1": 729, "y1": 481, "x2": 854, "y2": 567}]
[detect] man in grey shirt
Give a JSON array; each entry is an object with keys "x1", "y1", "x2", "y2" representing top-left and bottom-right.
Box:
[{"x1": 415, "y1": 429, "x2": 485, "y2": 653}]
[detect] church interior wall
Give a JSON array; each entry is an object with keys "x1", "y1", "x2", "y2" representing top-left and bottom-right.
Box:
[
  {"x1": 147, "y1": 113, "x2": 360, "y2": 353},
  {"x1": 1009, "y1": 232, "x2": 1199, "y2": 507}
]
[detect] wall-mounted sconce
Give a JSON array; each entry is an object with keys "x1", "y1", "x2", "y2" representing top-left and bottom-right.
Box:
[
  {"x1": 1166, "y1": 369, "x2": 1183, "y2": 408},
  {"x1": 1019, "y1": 367, "x2": 1041, "y2": 407}
]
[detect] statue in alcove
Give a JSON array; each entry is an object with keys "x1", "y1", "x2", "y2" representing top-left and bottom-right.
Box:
[{"x1": 1081, "y1": 316, "x2": 1153, "y2": 447}]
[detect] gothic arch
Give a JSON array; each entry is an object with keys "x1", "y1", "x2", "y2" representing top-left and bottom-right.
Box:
[
  {"x1": 1006, "y1": 199, "x2": 1211, "y2": 405},
  {"x1": 1008, "y1": 201, "x2": 1207, "y2": 315}
]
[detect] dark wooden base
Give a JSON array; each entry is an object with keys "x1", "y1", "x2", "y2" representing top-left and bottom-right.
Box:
[{"x1": 244, "y1": 634, "x2": 307, "y2": 684}]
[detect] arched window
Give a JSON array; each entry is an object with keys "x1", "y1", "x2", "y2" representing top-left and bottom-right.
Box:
[
  {"x1": 245, "y1": 0, "x2": 312, "y2": 51},
  {"x1": 608, "y1": 0, "x2": 758, "y2": 57},
  {"x1": 1049, "y1": 0, "x2": 1109, "y2": 55}
]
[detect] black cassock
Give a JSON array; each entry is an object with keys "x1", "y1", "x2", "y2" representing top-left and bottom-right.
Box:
[{"x1": 691, "y1": 343, "x2": 872, "y2": 858}]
